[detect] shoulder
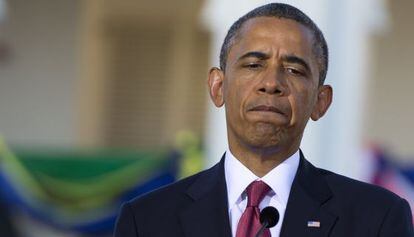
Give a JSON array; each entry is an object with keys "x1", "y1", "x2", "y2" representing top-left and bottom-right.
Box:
[
  {"x1": 298, "y1": 156, "x2": 409, "y2": 219},
  {"x1": 114, "y1": 169, "x2": 211, "y2": 236},
  {"x1": 318, "y1": 168, "x2": 402, "y2": 205},
  {"x1": 316, "y1": 168, "x2": 413, "y2": 235},
  {"x1": 125, "y1": 162, "x2": 219, "y2": 215},
  {"x1": 114, "y1": 160, "x2": 226, "y2": 236},
  {"x1": 298, "y1": 155, "x2": 404, "y2": 208},
  {"x1": 127, "y1": 171, "x2": 200, "y2": 210},
  {"x1": 317, "y1": 168, "x2": 412, "y2": 223}
]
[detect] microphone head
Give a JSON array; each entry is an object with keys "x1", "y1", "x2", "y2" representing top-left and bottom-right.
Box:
[{"x1": 259, "y1": 206, "x2": 279, "y2": 228}]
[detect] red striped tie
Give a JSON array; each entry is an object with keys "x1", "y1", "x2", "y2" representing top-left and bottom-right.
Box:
[{"x1": 236, "y1": 180, "x2": 271, "y2": 237}]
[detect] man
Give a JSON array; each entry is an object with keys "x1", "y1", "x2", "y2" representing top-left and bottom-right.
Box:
[{"x1": 114, "y1": 3, "x2": 413, "y2": 237}]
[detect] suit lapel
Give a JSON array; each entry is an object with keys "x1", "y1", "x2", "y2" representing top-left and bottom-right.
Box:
[
  {"x1": 179, "y1": 155, "x2": 232, "y2": 237},
  {"x1": 280, "y1": 152, "x2": 338, "y2": 237}
]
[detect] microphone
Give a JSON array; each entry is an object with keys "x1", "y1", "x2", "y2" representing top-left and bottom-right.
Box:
[{"x1": 254, "y1": 206, "x2": 279, "y2": 237}]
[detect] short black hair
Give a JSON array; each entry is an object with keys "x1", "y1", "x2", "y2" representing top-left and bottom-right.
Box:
[{"x1": 219, "y1": 3, "x2": 329, "y2": 85}]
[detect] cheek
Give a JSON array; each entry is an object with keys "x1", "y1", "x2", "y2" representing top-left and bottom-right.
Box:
[
  {"x1": 224, "y1": 81, "x2": 244, "y2": 120},
  {"x1": 227, "y1": 79, "x2": 250, "y2": 107},
  {"x1": 288, "y1": 86, "x2": 316, "y2": 125}
]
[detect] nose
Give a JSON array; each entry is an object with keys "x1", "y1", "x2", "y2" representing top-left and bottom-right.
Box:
[{"x1": 257, "y1": 67, "x2": 287, "y2": 95}]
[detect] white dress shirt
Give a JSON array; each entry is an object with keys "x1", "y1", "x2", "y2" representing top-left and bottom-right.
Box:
[{"x1": 224, "y1": 149, "x2": 300, "y2": 237}]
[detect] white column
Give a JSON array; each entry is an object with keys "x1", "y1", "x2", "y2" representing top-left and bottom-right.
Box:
[{"x1": 201, "y1": 0, "x2": 388, "y2": 180}]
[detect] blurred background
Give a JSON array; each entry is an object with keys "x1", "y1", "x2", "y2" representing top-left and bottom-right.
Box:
[{"x1": 0, "y1": 0, "x2": 413, "y2": 236}]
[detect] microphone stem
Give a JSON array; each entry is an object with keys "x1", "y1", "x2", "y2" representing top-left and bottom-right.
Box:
[{"x1": 254, "y1": 221, "x2": 269, "y2": 237}]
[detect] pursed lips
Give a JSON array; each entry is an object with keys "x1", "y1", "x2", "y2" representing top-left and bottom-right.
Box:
[{"x1": 248, "y1": 105, "x2": 285, "y2": 115}]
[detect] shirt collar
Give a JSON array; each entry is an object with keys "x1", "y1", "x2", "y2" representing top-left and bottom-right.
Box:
[{"x1": 224, "y1": 149, "x2": 300, "y2": 208}]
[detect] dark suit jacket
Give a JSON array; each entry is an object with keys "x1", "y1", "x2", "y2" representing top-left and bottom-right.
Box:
[
  {"x1": 0, "y1": 198, "x2": 18, "y2": 237},
  {"x1": 114, "y1": 153, "x2": 413, "y2": 237}
]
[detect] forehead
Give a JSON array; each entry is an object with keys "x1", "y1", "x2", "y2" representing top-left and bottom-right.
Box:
[{"x1": 228, "y1": 17, "x2": 316, "y2": 64}]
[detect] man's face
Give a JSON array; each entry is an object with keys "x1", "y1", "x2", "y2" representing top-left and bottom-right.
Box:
[{"x1": 208, "y1": 17, "x2": 332, "y2": 154}]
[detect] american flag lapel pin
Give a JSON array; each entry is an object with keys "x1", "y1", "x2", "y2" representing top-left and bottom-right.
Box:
[{"x1": 307, "y1": 221, "x2": 321, "y2": 228}]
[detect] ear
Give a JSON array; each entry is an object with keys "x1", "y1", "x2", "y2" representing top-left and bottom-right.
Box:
[
  {"x1": 311, "y1": 85, "x2": 333, "y2": 121},
  {"x1": 207, "y1": 67, "x2": 225, "y2": 107}
]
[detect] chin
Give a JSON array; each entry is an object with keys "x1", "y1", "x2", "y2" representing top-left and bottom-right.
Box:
[{"x1": 245, "y1": 125, "x2": 284, "y2": 148}]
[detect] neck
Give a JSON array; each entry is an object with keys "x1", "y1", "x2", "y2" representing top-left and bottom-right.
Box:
[{"x1": 228, "y1": 140, "x2": 300, "y2": 177}]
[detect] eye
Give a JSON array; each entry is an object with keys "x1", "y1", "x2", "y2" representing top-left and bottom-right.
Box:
[
  {"x1": 286, "y1": 67, "x2": 305, "y2": 76},
  {"x1": 243, "y1": 63, "x2": 263, "y2": 69}
]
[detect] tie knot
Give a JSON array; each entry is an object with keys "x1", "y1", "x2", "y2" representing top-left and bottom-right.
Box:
[{"x1": 246, "y1": 180, "x2": 270, "y2": 207}]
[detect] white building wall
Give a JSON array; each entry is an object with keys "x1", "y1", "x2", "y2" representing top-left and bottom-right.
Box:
[{"x1": 0, "y1": 0, "x2": 80, "y2": 147}]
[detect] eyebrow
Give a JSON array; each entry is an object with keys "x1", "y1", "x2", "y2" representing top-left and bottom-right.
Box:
[
  {"x1": 237, "y1": 51, "x2": 270, "y2": 61},
  {"x1": 281, "y1": 54, "x2": 311, "y2": 73}
]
